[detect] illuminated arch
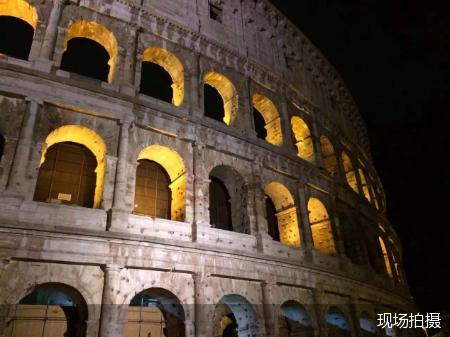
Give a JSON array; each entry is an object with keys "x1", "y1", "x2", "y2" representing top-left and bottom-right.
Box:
[
  {"x1": 378, "y1": 236, "x2": 393, "y2": 278},
  {"x1": 326, "y1": 307, "x2": 351, "y2": 337},
  {"x1": 264, "y1": 182, "x2": 300, "y2": 247},
  {"x1": 291, "y1": 116, "x2": 315, "y2": 162},
  {"x1": 307, "y1": 197, "x2": 336, "y2": 254},
  {"x1": 63, "y1": 20, "x2": 118, "y2": 83},
  {"x1": 39, "y1": 125, "x2": 107, "y2": 209},
  {"x1": 204, "y1": 72, "x2": 238, "y2": 125},
  {"x1": 358, "y1": 169, "x2": 371, "y2": 202},
  {"x1": 142, "y1": 47, "x2": 184, "y2": 106},
  {"x1": 341, "y1": 152, "x2": 359, "y2": 193},
  {"x1": 279, "y1": 300, "x2": 314, "y2": 337},
  {"x1": 320, "y1": 136, "x2": 338, "y2": 175},
  {"x1": 360, "y1": 312, "x2": 376, "y2": 335},
  {"x1": 252, "y1": 94, "x2": 283, "y2": 146},
  {"x1": 0, "y1": 0, "x2": 38, "y2": 29},
  {"x1": 137, "y1": 145, "x2": 186, "y2": 221}
]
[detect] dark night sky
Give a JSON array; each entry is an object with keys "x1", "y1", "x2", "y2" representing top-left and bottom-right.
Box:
[{"x1": 271, "y1": 1, "x2": 450, "y2": 312}]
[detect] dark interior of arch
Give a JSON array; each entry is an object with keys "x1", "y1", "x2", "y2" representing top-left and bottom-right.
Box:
[
  {"x1": 33, "y1": 141, "x2": 97, "y2": 208},
  {"x1": 19, "y1": 283, "x2": 87, "y2": 337},
  {"x1": 0, "y1": 16, "x2": 34, "y2": 60},
  {"x1": 204, "y1": 84, "x2": 225, "y2": 123},
  {"x1": 222, "y1": 314, "x2": 238, "y2": 337},
  {"x1": 134, "y1": 159, "x2": 171, "y2": 219},
  {"x1": 253, "y1": 107, "x2": 267, "y2": 140},
  {"x1": 265, "y1": 196, "x2": 280, "y2": 241},
  {"x1": 60, "y1": 37, "x2": 110, "y2": 82},
  {"x1": 209, "y1": 176, "x2": 232, "y2": 231},
  {"x1": 0, "y1": 134, "x2": 4, "y2": 162},
  {"x1": 140, "y1": 61, "x2": 173, "y2": 103}
]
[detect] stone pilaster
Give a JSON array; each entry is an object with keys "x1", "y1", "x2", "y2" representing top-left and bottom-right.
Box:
[
  {"x1": 297, "y1": 184, "x2": 314, "y2": 252},
  {"x1": 40, "y1": 0, "x2": 64, "y2": 60},
  {"x1": 112, "y1": 120, "x2": 132, "y2": 212},
  {"x1": 119, "y1": 27, "x2": 137, "y2": 96}
]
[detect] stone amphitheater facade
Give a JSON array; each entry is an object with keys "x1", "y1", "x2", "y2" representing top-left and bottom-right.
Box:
[{"x1": 0, "y1": 1, "x2": 416, "y2": 337}]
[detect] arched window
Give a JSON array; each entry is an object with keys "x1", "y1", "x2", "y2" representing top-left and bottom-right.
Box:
[
  {"x1": 279, "y1": 301, "x2": 314, "y2": 337},
  {"x1": 0, "y1": 133, "x2": 5, "y2": 162},
  {"x1": 341, "y1": 152, "x2": 359, "y2": 193},
  {"x1": 252, "y1": 94, "x2": 283, "y2": 146},
  {"x1": 213, "y1": 295, "x2": 259, "y2": 337},
  {"x1": 209, "y1": 166, "x2": 249, "y2": 234},
  {"x1": 320, "y1": 136, "x2": 338, "y2": 175},
  {"x1": 326, "y1": 307, "x2": 352, "y2": 337},
  {"x1": 378, "y1": 236, "x2": 393, "y2": 278},
  {"x1": 140, "y1": 47, "x2": 184, "y2": 106},
  {"x1": 209, "y1": 176, "x2": 232, "y2": 231},
  {"x1": 264, "y1": 182, "x2": 301, "y2": 247},
  {"x1": 360, "y1": 312, "x2": 377, "y2": 336},
  {"x1": 307, "y1": 198, "x2": 336, "y2": 255},
  {"x1": 358, "y1": 169, "x2": 371, "y2": 202},
  {"x1": 203, "y1": 72, "x2": 238, "y2": 125},
  {"x1": 5, "y1": 283, "x2": 87, "y2": 337},
  {"x1": 33, "y1": 142, "x2": 97, "y2": 208},
  {"x1": 291, "y1": 116, "x2": 315, "y2": 162},
  {"x1": 0, "y1": 0, "x2": 37, "y2": 60},
  {"x1": 61, "y1": 21, "x2": 117, "y2": 83},
  {"x1": 133, "y1": 160, "x2": 171, "y2": 219},
  {"x1": 35, "y1": 125, "x2": 107, "y2": 209},
  {"x1": 136, "y1": 145, "x2": 187, "y2": 221},
  {"x1": 125, "y1": 288, "x2": 185, "y2": 337}
]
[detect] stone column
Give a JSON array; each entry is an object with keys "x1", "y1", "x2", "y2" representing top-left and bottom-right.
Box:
[
  {"x1": 311, "y1": 122, "x2": 324, "y2": 168},
  {"x1": 312, "y1": 289, "x2": 328, "y2": 337},
  {"x1": 297, "y1": 184, "x2": 314, "y2": 252},
  {"x1": 119, "y1": 27, "x2": 137, "y2": 96},
  {"x1": 252, "y1": 162, "x2": 271, "y2": 251},
  {"x1": 112, "y1": 120, "x2": 132, "y2": 212},
  {"x1": 261, "y1": 281, "x2": 278, "y2": 337},
  {"x1": 279, "y1": 98, "x2": 295, "y2": 153},
  {"x1": 349, "y1": 297, "x2": 362, "y2": 337},
  {"x1": 328, "y1": 199, "x2": 347, "y2": 259},
  {"x1": 99, "y1": 265, "x2": 126, "y2": 337},
  {"x1": 40, "y1": 0, "x2": 64, "y2": 60},
  {"x1": 7, "y1": 99, "x2": 40, "y2": 196},
  {"x1": 192, "y1": 142, "x2": 209, "y2": 233},
  {"x1": 190, "y1": 55, "x2": 202, "y2": 118}
]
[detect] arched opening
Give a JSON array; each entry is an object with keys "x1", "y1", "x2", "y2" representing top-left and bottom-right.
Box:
[
  {"x1": 265, "y1": 197, "x2": 280, "y2": 242},
  {"x1": 0, "y1": 0, "x2": 37, "y2": 60},
  {"x1": 379, "y1": 236, "x2": 393, "y2": 278},
  {"x1": 33, "y1": 142, "x2": 97, "y2": 208},
  {"x1": 209, "y1": 166, "x2": 249, "y2": 234},
  {"x1": 0, "y1": 133, "x2": 5, "y2": 162},
  {"x1": 133, "y1": 160, "x2": 171, "y2": 219},
  {"x1": 61, "y1": 21, "x2": 117, "y2": 83},
  {"x1": 252, "y1": 94, "x2": 283, "y2": 146},
  {"x1": 35, "y1": 125, "x2": 107, "y2": 209},
  {"x1": 341, "y1": 152, "x2": 359, "y2": 194},
  {"x1": 125, "y1": 288, "x2": 185, "y2": 337},
  {"x1": 279, "y1": 301, "x2": 313, "y2": 337},
  {"x1": 320, "y1": 136, "x2": 337, "y2": 175},
  {"x1": 307, "y1": 198, "x2": 336, "y2": 255},
  {"x1": 326, "y1": 307, "x2": 351, "y2": 337},
  {"x1": 360, "y1": 312, "x2": 377, "y2": 336},
  {"x1": 203, "y1": 72, "x2": 238, "y2": 125},
  {"x1": 5, "y1": 283, "x2": 88, "y2": 337},
  {"x1": 291, "y1": 116, "x2": 315, "y2": 163},
  {"x1": 264, "y1": 182, "x2": 300, "y2": 247},
  {"x1": 136, "y1": 145, "x2": 186, "y2": 222},
  {"x1": 140, "y1": 47, "x2": 184, "y2": 106},
  {"x1": 358, "y1": 169, "x2": 371, "y2": 202},
  {"x1": 213, "y1": 294, "x2": 258, "y2": 337}
]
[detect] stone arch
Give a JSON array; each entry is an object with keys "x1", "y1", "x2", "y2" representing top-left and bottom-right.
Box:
[
  {"x1": 252, "y1": 94, "x2": 283, "y2": 146},
  {"x1": 341, "y1": 152, "x2": 359, "y2": 193},
  {"x1": 279, "y1": 300, "x2": 314, "y2": 337},
  {"x1": 358, "y1": 168, "x2": 371, "y2": 202},
  {"x1": 209, "y1": 165, "x2": 249, "y2": 234},
  {"x1": 291, "y1": 116, "x2": 315, "y2": 163},
  {"x1": 62, "y1": 20, "x2": 118, "y2": 83},
  {"x1": 325, "y1": 306, "x2": 352, "y2": 337},
  {"x1": 378, "y1": 236, "x2": 393, "y2": 278},
  {"x1": 203, "y1": 72, "x2": 238, "y2": 126},
  {"x1": 320, "y1": 135, "x2": 338, "y2": 175},
  {"x1": 6, "y1": 282, "x2": 88, "y2": 337},
  {"x1": 264, "y1": 182, "x2": 300, "y2": 247},
  {"x1": 137, "y1": 145, "x2": 187, "y2": 222},
  {"x1": 36, "y1": 125, "x2": 107, "y2": 209},
  {"x1": 307, "y1": 197, "x2": 336, "y2": 255},
  {"x1": 213, "y1": 294, "x2": 259, "y2": 337},
  {"x1": 125, "y1": 287, "x2": 185, "y2": 337},
  {"x1": 140, "y1": 47, "x2": 184, "y2": 106},
  {"x1": 360, "y1": 312, "x2": 377, "y2": 336},
  {"x1": 0, "y1": 0, "x2": 38, "y2": 60}
]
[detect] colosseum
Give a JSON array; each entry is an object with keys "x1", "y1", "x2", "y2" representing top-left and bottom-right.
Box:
[{"x1": 0, "y1": 1, "x2": 416, "y2": 337}]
